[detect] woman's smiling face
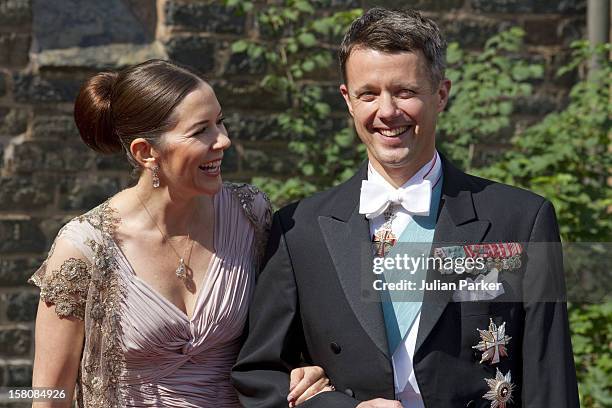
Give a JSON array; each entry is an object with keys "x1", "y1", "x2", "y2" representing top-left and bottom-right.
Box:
[{"x1": 155, "y1": 82, "x2": 231, "y2": 196}]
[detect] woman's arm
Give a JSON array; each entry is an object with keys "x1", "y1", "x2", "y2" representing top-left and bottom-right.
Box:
[
  {"x1": 32, "y1": 300, "x2": 84, "y2": 407},
  {"x1": 30, "y1": 239, "x2": 90, "y2": 407}
]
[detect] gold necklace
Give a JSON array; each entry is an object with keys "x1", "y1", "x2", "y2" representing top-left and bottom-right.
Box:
[{"x1": 137, "y1": 195, "x2": 196, "y2": 280}]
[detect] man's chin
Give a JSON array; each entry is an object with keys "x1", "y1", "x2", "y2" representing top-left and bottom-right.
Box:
[{"x1": 371, "y1": 151, "x2": 414, "y2": 169}]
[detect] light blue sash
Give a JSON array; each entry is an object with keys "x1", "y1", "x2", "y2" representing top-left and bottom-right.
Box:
[{"x1": 381, "y1": 174, "x2": 443, "y2": 355}]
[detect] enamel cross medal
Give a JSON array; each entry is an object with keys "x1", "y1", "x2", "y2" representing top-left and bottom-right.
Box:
[
  {"x1": 475, "y1": 319, "x2": 515, "y2": 408},
  {"x1": 473, "y1": 318, "x2": 512, "y2": 364},
  {"x1": 373, "y1": 207, "x2": 397, "y2": 257}
]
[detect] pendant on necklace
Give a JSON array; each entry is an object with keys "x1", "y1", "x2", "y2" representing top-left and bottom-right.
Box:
[{"x1": 175, "y1": 258, "x2": 187, "y2": 279}]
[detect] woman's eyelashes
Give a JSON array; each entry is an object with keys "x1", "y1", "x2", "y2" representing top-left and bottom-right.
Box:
[
  {"x1": 192, "y1": 117, "x2": 225, "y2": 136},
  {"x1": 192, "y1": 127, "x2": 206, "y2": 137}
]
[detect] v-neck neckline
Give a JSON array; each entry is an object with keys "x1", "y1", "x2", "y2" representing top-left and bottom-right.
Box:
[{"x1": 106, "y1": 192, "x2": 220, "y2": 323}]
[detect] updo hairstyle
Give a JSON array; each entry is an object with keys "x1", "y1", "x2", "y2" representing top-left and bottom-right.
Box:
[{"x1": 74, "y1": 59, "x2": 205, "y2": 170}]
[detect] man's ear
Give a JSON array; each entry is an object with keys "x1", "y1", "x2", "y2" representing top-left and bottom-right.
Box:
[
  {"x1": 436, "y1": 79, "x2": 452, "y2": 113},
  {"x1": 339, "y1": 84, "x2": 355, "y2": 117},
  {"x1": 130, "y1": 138, "x2": 160, "y2": 169}
]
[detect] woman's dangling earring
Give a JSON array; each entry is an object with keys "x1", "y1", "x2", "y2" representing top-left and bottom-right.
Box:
[{"x1": 152, "y1": 165, "x2": 160, "y2": 188}]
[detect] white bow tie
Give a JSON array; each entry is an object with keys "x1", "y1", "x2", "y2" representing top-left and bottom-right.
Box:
[{"x1": 359, "y1": 179, "x2": 432, "y2": 219}]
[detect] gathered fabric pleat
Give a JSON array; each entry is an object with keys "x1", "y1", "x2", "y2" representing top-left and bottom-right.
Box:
[{"x1": 116, "y1": 185, "x2": 258, "y2": 407}]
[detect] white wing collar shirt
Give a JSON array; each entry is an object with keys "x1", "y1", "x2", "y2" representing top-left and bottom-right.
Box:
[{"x1": 360, "y1": 150, "x2": 442, "y2": 408}]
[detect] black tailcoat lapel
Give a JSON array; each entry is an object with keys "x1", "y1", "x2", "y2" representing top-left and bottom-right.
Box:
[
  {"x1": 318, "y1": 157, "x2": 491, "y2": 361},
  {"x1": 318, "y1": 163, "x2": 391, "y2": 359},
  {"x1": 415, "y1": 156, "x2": 490, "y2": 353}
]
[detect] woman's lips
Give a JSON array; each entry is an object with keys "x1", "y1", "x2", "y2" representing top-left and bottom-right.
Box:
[{"x1": 198, "y1": 159, "x2": 222, "y2": 176}]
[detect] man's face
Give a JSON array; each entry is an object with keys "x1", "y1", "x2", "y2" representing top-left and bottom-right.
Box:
[{"x1": 340, "y1": 48, "x2": 450, "y2": 182}]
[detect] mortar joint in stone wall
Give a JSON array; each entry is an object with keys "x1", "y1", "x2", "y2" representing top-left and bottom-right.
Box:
[{"x1": 156, "y1": 0, "x2": 170, "y2": 42}]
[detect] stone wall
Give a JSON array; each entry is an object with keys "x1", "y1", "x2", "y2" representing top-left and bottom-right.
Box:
[{"x1": 0, "y1": 0, "x2": 586, "y2": 397}]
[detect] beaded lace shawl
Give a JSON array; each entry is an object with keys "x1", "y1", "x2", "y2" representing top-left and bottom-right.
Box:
[{"x1": 29, "y1": 183, "x2": 271, "y2": 407}]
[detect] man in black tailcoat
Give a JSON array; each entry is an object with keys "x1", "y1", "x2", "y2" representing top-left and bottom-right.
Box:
[{"x1": 232, "y1": 8, "x2": 579, "y2": 408}]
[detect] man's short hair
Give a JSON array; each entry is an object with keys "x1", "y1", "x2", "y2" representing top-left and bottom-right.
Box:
[{"x1": 339, "y1": 8, "x2": 447, "y2": 88}]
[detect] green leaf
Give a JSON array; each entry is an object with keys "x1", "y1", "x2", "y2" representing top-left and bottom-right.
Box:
[
  {"x1": 302, "y1": 59, "x2": 316, "y2": 72},
  {"x1": 446, "y1": 43, "x2": 463, "y2": 65},
  {"x1": 231, "y1": 40, "x2": 249, "y2": 53},
  {"x1": 297, "y1": 32, "x2": 317, "y2": 47},
  {"x1": 247, "y1": 44, "x2": 264, "y2": 59},
  {"x1": 282, "y1": 8, "x2": 299, "y2": 21},
  {"x1": 529, "y1": 64, "x2": 544, "y2": 78},
  {"x1": 287, "y1": 39, "x2": 298, "y2": 54},
  {"x1": 499, "y1": 102, "x2": 513, "y2": 116},
  {"x1": 291, "y1": 66, "x2": 304, "y2": 78},
  {"x1": 312, "y1": 19, "x2": 332, "y2": 35},
  {"x1": 301, "y1": 163, "x2": 315, "y2": 176},
  {"x1": 314, "y1": 102, "x2": 330, "y2": 116},
  {"x1": 294, "y1": 0, "x2": 315, "y2": 14},
  {"x1": 334, "y1": 130, "x2": 355, "y2": 147}
]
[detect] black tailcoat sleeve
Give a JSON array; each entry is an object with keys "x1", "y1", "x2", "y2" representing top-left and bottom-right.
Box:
[
  {"x1": 521, "y1": 200, "x2": 579, "y2": 406},
  {"x1": 231, "y1": 209, "x2": 361, "y2": 408}
]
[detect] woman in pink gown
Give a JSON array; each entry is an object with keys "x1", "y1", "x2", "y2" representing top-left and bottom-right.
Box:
[{"x1": 30, "y1": 60, "x2": 329, "y2": 407}]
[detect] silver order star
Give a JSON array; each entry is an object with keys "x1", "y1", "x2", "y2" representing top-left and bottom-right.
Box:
[
  {"x1": 473, "y1": 318, "x2": 511, "y2": 364},
  {"x1": 483, "y1": 368, "x2": 515, "y2": 408}
]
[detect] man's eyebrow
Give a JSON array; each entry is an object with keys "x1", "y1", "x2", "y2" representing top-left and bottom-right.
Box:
[
  {"x1": 390, "y1": 81, "x2": 422, "y2": 90},
  {"x1": 351, "y1": 85, "x2": 375, "y2": 96}
]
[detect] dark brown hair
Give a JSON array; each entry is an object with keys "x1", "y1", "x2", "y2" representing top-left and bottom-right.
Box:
[
  {"x1": 339, "y1": 8, "x2": 447, "y2": 88},
  {"x1": 74, "y1": 59, "x2": 205, "y2": 169}
]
